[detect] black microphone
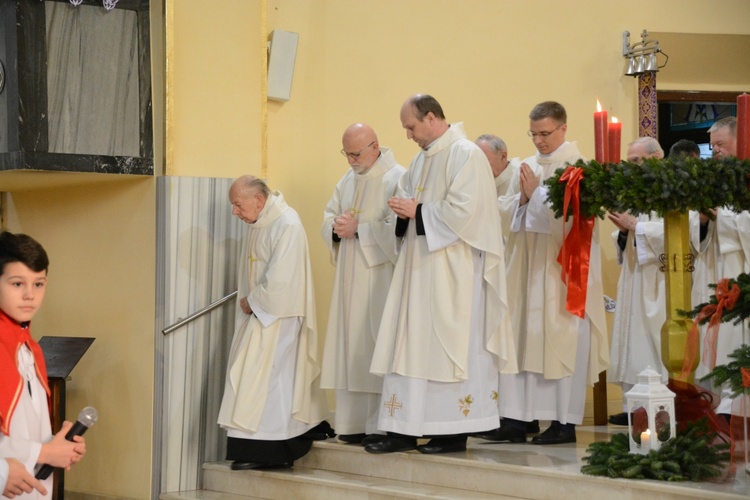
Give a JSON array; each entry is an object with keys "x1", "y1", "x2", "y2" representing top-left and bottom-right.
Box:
[{"x1": 35, "y1": 406, "x2": 98, "y2": 480}]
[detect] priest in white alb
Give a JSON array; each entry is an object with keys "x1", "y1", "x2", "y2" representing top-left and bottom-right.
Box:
[
  {"x1": 488, "y1": 101, "x2": 608, "y2": 445},
  {"x1": 366, "y1": 94, "x2": 516, "y2": 455},
  {"x1": 218, "y1": 176, "x2": 330, "y2": 470},
  {"x1": 606, "y1": 137, "x2": 667, "y2": 427},
  {"x1": 690, "y1": 117, "x2": 750, "y2": 416},
  {"x1": 320, "y1": 123, "x2": 406, "y2": 445}
]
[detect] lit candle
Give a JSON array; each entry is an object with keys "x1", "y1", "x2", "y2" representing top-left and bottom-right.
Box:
[
  {"x1": 594, "y1": 100, "x2": 609, "y2": 163},
  {"x1": 737, "y1": 93, "x2": 750, "y2": 160},
  {"x1": 640, "y1": 429, "x2": 651, "y2": 452},
  {"x1": 608, "y1": 117, "x2": 622, "y2": 163}
]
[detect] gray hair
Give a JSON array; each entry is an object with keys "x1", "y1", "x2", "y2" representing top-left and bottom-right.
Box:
[
  {"x1": 708, "y1": 116, "x2": 736, "y2": 136},
  {"x1": 630, "y1": 137, "x2": 664, "y2": 156},
  {"x1": 234, "y1": 175, "x2": 271, "y2": 199},
  {"x1": 476, "y1": 134, "x2": 507, "y2": 153}
]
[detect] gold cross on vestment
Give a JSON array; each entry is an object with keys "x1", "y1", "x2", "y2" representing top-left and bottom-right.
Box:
[{"x1": 383, "y1": 393, "x2": 402, "y2": 417}]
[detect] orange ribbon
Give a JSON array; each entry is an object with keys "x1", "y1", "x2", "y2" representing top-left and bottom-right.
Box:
[
  {"x1": 681, "y1": 278, "x2": 741, "y2": 379},
  {"x1": 556, "y1": 166, "x2": 595, "y2": 319},
  {"x1": 742, "y1": 367, "x2": 750, "y2": 388}
]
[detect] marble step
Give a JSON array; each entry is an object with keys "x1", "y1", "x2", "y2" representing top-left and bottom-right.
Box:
[
  {"x1": 185, "y1": 430, "x2": 749, "y2": 500},
  {"x1": 197, "y1": 460, "x2": 520, "y2": 500}
]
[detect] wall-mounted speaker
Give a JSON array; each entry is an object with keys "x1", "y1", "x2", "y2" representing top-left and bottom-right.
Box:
[{"x1": 267, "y1": 29, "x2": 299, "y2": 102}]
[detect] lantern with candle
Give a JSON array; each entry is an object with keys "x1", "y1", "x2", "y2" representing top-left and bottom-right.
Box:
[{"x1": 624, "y1": 367, "x2": 676, "y2": 454}]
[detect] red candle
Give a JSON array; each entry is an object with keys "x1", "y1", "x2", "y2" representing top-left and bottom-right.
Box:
[
  {"x1": 594, "y1": 100, "x2": 609, "y2": 163},
  {"x1": 608, "y1": 117, "x2": 622, "y2": 163},
  {"x1": 737, "y1": 93, "x2": 750, "y2": 160}
]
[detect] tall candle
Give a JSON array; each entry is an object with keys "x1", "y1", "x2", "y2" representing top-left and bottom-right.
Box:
[
  {"x1": 608, "y1": 117, "x2": 622, "y2": 163},
  {"x1": 594, "y1": 100, "x2": 609, "y2": 163},
  {"x1": 737, "y1": 93, "x2": 750, "y2": 160},
  {"x1": 640, "y1": 429, "x2": 651, "y2": 452}
]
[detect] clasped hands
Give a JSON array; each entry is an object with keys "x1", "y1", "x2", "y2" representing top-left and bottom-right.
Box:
[
  {"x1": 519, "y1": 162, "x2": 540, "y2": 206},
  {"x1": 388, "y1": 197, "x2": 418, "y2": 219},
  {"x1": 333, "y1": 211, "x2": 359, "y2": 238},
  {"x1": 608, "y1": 212, "x2": 637, "y2": 233}
]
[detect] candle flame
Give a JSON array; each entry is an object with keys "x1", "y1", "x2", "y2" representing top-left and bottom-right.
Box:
[
  {"x1": 644, "y1": 429, "x2": 651, "y2": 436},
  {"x1": 612, "y1": 116, "x2": 619, "y2": 123},
  {"x1": 596, "y1": 100, "x2": 602, "y2": 112}
]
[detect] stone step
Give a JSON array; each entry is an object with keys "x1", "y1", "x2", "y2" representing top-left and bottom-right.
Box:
[{"x1": 165, "y1": 425, "x2": 750, "y2": 500}]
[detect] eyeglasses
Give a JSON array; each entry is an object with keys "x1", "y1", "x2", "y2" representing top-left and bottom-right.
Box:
[
  {"x1": 340, "y1": 141, "x2": 375, "y2": 159},
  {"x1": 527, "y1": 123, "x2": 563, "y2": 139}
]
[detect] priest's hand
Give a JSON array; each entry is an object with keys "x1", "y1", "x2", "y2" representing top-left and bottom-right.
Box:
[
  {"x1": 699, "y1": 208, "x2": 717, "y2": 224},
  {"x1": 240, "y1": 297, "x2": 253, "y2": 315},
  {"x1": 333, "y1": 211, "x2": 358, "y2": 239},
  {"x1": 3, "y1": 458, "x2": 46, "y2": 499},
  {"x1": 519, "y1": 163, "x2": 539, "y2": 205},
  {"x1": 608, "y1": 212, "x2": 637, "y2": 233},
  {"x1": 389, "y1": 197, "x2": 418, "y2": 219},
  {"x1": 38, "y1": 421, "x2": 86, "y2": 470}
]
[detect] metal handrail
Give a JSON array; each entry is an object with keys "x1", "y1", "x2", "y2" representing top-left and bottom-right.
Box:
[{"x1": 162, "y1": 290, "x2": 238, "y2": 335}]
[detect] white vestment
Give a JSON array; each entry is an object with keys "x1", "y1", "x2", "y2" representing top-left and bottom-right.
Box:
[
  {"x1": 320, "y1": 148, "x2": 406, "y2": 434},
  {"x1": 0, "y1": 345, "x2": 52, "y2": 499},
  {"x1": 218, "y1": 191, "x2": 327, "y2": 439},
  {"x1": 370, "y1": 123, "x2": 515, "y2": 436},
  {"x1": 691, "y1": 209, "x2": 750, "y2": 414},
  {"x1": 608, "y1": 215, "x2": 668, "y2": 404},
  {"x1": 498, "y1": 141, "x2": 609, "y2": 425},
  {"x1": 496, "y1": 157, "x2": 522, "y2": 241}
]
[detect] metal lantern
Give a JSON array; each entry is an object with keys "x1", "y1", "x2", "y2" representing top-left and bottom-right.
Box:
[{"x1": 624, "y1": 367, "x2": 676, "y2": 454}]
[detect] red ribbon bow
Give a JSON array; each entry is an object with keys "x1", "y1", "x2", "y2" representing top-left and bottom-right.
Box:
[
  {"x1": 681, "y1": 278, "x2": 741, "y2": 379},
  {"x1": 556, "y1": 166, "x2": 595, "y2": 319}
]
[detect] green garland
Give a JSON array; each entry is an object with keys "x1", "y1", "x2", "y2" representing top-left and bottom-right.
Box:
[
  {"x1": 681, "y1": 272, "x2": 750, "y2": 395},
  {"x1": 545, "y1": 157, "x2": 750, "y2": 220},
  {"x1": 581, "y1": 419, "x2": 730, "y2": 481},
  {"x1": 700, "y1": 344, "x2": 750, "y2": 399}
]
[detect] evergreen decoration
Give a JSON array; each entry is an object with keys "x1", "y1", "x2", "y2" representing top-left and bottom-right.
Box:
[
  {"x1": 581, "y1": 419, "x2": 730, "y2": 481},
  {"x1": 545, "y1": 157, "x2": 750, "y2": 220},
  {"x1": 682, "y1": 272, "x2": 750, "y2": 333},
  {"x1": 699, "y1": 344, "x2": 750, "y2": 399},
  {"x1": 681, "y1": 272, "x2": 750, "y2": 396}
]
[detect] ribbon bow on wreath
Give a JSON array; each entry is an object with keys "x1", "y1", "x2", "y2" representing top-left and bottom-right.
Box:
[
  {"x1": 556, "y1": 166, "x2": 596, "y2": 319},
  {"x1": 681, "y1": 278, "x2": 742, "y2": 379}
]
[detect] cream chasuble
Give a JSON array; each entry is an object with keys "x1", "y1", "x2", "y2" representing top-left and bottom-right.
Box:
[
  {"x1": 320, "y1": 148, "x2": 406, "y2": 394},
  {"x1": 498, "y1": 141, "x2": 608, "y2": 425},
  {"x1": 218, "y1": 192, "x2": 327, "y2": 437},
  {"x1": 500, "y1": 141, "x2": 608, "y2": 384},
  {"x1": 608, "y1": 214, "x2": 668, "y2": 387},
  {"x1": 691, "y1": 209, "x2": 750, "y2": 414},
  {"x1": 370, "y1": 123, "x2": 515, "y2": 436}
]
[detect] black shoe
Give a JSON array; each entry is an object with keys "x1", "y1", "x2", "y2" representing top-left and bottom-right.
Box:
[
  {"x1": 530, "y1": 423, "x2": 576, "y2": 445},
  {"x1": 301, "y1": 420, "x2": 336, "y2": 441},
  {"x1": 608, "y1": 412, "x2": 631, "y2": 426},
  {"x1": 361, "y1": 434, "x2": 386, "y2": 445},
  {"x1": 231, "y1": 460, "x2": 293, "y2": 470},
  {"x1": 337, "y1": 433, "x2": 366, "y2": 444},
  {"x1": 416, "y1": 436, "x2": 467, "y2": 454},
  {"x1": 476, "y1": 426, "x2": 527, "y2": 443},
  {"x1": 364, "y1": 435, "x2": 417, "y2": 454},
  {"x1": 526, "y1": 420, "x2": 540, "y2": 434}
]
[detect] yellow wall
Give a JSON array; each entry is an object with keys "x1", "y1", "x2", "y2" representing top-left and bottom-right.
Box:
[{"x1": 4, "y1": 178, "x2": 156, "y2": 499}]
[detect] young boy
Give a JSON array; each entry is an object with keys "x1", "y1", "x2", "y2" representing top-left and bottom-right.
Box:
[{"x1": 0, "y1": 232, "x2": 86, "y2": 499}]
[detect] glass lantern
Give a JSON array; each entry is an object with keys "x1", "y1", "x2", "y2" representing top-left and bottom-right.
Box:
[{"x1": 624, "y1": 367, "x2": 676, "y2": 454}]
